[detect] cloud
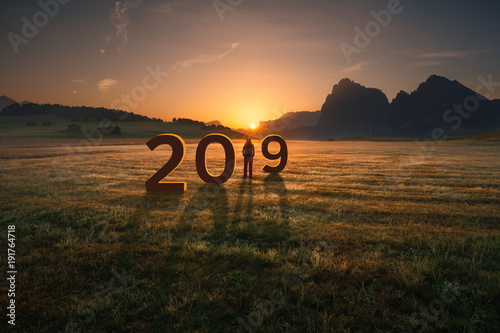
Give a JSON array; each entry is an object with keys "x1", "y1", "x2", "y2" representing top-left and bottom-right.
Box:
[
  {"x1": 169, "y1": 43, "x2": 239, "y2": 71},
  {"x1": 94, "y1": 44, "x2": 236, "y2": 97},
  {"x1": 156, "y1": 0, "x2": 181, "y2": 14},
  {"x1": 97, "y1": 79, "x2": 119, "y2": 94},
  {"x1": 419, "y1": 50, "x2": 479, "y2": 58},
  {"x1": 411, "y1": 60, "x2": 445, "y2": 68},
  {"x1": 111, "y1": 0, "x2": 141, "y2": 50},
  {"x1": 339, "y1": 60, "x2": 379, "y2": 74},
  {"x1": 72, "y1": 90, "x2": 77, "y2": 95},
  {"x1": 99, "y1": 36, "x2": 112, "y2": 57},
  {"x1": 410, "y1": 48, "x2": 499, "y2": 67},
  {"x1": 100, "y1": 0, "x2": 141, "y2": 55}
]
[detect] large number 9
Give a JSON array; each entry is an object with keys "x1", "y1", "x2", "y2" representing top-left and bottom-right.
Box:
[{"x1": 262, "y1": 135, "x2": 288, "y2": 173}]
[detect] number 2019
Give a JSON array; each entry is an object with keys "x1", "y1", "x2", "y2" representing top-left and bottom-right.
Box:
[{"x1": 146, "y1": 134, "x2": 288, "y2": 192}]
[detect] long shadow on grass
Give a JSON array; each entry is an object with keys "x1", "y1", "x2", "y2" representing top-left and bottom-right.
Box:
[
  {"x1": 174, "y1": 184, "x2": 229, "y2": 242},
  {"x1": 173, "y1": 174, "x2": 291, "y2": 248},
  {"x1": 156, "y1": 178, "x2": 292, "y2": 330},
  {"x1": 227, "y1": 174, "x2": 291, "y2": 249},
  {"x1": 263, "y1": 173, "x2": 289, "y2": 219},
  {"x1": 232, "y1": 179, "x2": 255, "y2": 226},
  {"x1": 117, "y1": 192, "x2": 183, "y2": 268}
]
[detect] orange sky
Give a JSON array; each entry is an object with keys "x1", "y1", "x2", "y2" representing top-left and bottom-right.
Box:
[{"x1": 1, "y1": 0, "x2": 500, "y2": 129}]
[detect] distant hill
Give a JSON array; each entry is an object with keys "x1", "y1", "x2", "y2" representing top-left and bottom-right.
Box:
[
  {"x1": 0, "y1": 95, "x2": 17, "y2": 111},
  {"x1": 458, "y1": 129, "x2": 500, "y2": 142},
  {"x1": 259, "y1": 111, "x2": 320, "y2": 131},
  {"x1": 205, "y1": 120, "x2": 223, "y2": 127},
  {"x1": 268, "y1": 75, "x2": 500, "y2": 140},
  {"x1": 0, "y1": 103, "x2": 245, "y2": 141},
  {"x1": 232, "y1": 111, "x2": 320, "y2": 138}
]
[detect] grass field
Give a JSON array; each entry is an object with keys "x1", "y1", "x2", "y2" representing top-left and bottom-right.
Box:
[{"x1": 0, "y1": 138, "x2": 499, "y2": 332}]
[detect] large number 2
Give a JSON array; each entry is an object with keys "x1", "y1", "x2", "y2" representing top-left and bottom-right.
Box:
[
  {"x1": 262, "y1": 135, "x2": 288, "y2": 173},
  {"x1": 145, "y1": 134, "x2": 186, "y2": 192}
]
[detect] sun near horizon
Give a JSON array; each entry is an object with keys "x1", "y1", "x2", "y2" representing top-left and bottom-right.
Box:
[{"x1": 1, "y1": 1, "x2": 500, "y2": 130}]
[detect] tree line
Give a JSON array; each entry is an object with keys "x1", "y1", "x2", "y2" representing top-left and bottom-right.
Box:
[
  {"x1": 1, "y1": 103, "x2": 231, "y2": 129},
  {"x1": 1, "y1": 103, "x2": 163, "y2": 122}
]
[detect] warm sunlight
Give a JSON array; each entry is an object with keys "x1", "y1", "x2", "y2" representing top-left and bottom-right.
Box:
[{"x1": 250, "y1": 124, "x2": 256, "y2": 130}]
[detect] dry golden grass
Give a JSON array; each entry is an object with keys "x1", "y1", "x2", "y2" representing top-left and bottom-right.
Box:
[{"x1": 0, "y1": 139, "x2": 499, "y2": 332}]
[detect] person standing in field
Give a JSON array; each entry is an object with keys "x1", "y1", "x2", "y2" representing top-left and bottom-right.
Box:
[{"x1": 242, "y1": 137, "x2": 255, "y2": 179}]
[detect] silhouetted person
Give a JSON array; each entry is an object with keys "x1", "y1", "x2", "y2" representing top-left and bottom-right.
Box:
[{"x1": 242, "y1": 138, "x2": 255, "y2": 179}]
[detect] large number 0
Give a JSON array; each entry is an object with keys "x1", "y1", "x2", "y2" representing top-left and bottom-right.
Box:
[
  {"x1": 196, "y1": 134, "x2": 235, "y2": 184},
  {"x1": 262, "y1": 135, "x2": 288, "y2": 173},
  {"x1": 145, "y1": 134, "x2": 186, "y2": 192}
]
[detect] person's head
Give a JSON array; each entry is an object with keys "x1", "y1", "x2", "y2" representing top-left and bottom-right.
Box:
[{"x1": 246, "y1": 137, "x2": 252, "y2": 144}]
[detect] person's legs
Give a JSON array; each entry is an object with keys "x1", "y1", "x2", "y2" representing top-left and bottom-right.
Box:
[
  {"x1": 243, "y1": 156, "x2": 248, "y2": 178},
  {"x1": 249, "y1": 157, "x2": 253, "y2": 178}
]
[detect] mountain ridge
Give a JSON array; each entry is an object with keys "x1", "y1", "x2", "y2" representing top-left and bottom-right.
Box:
[
  {"x1": 264, "y1": 75, "x2": 500, "y2": 140},
  {"x1": 0, "y1": 95, "x2": 17, "y2": 111}
]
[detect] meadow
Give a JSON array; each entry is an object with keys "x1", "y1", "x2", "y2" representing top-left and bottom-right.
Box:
[{"x1": 0, "y1": 138, "x2": 499, "y2": 332}]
